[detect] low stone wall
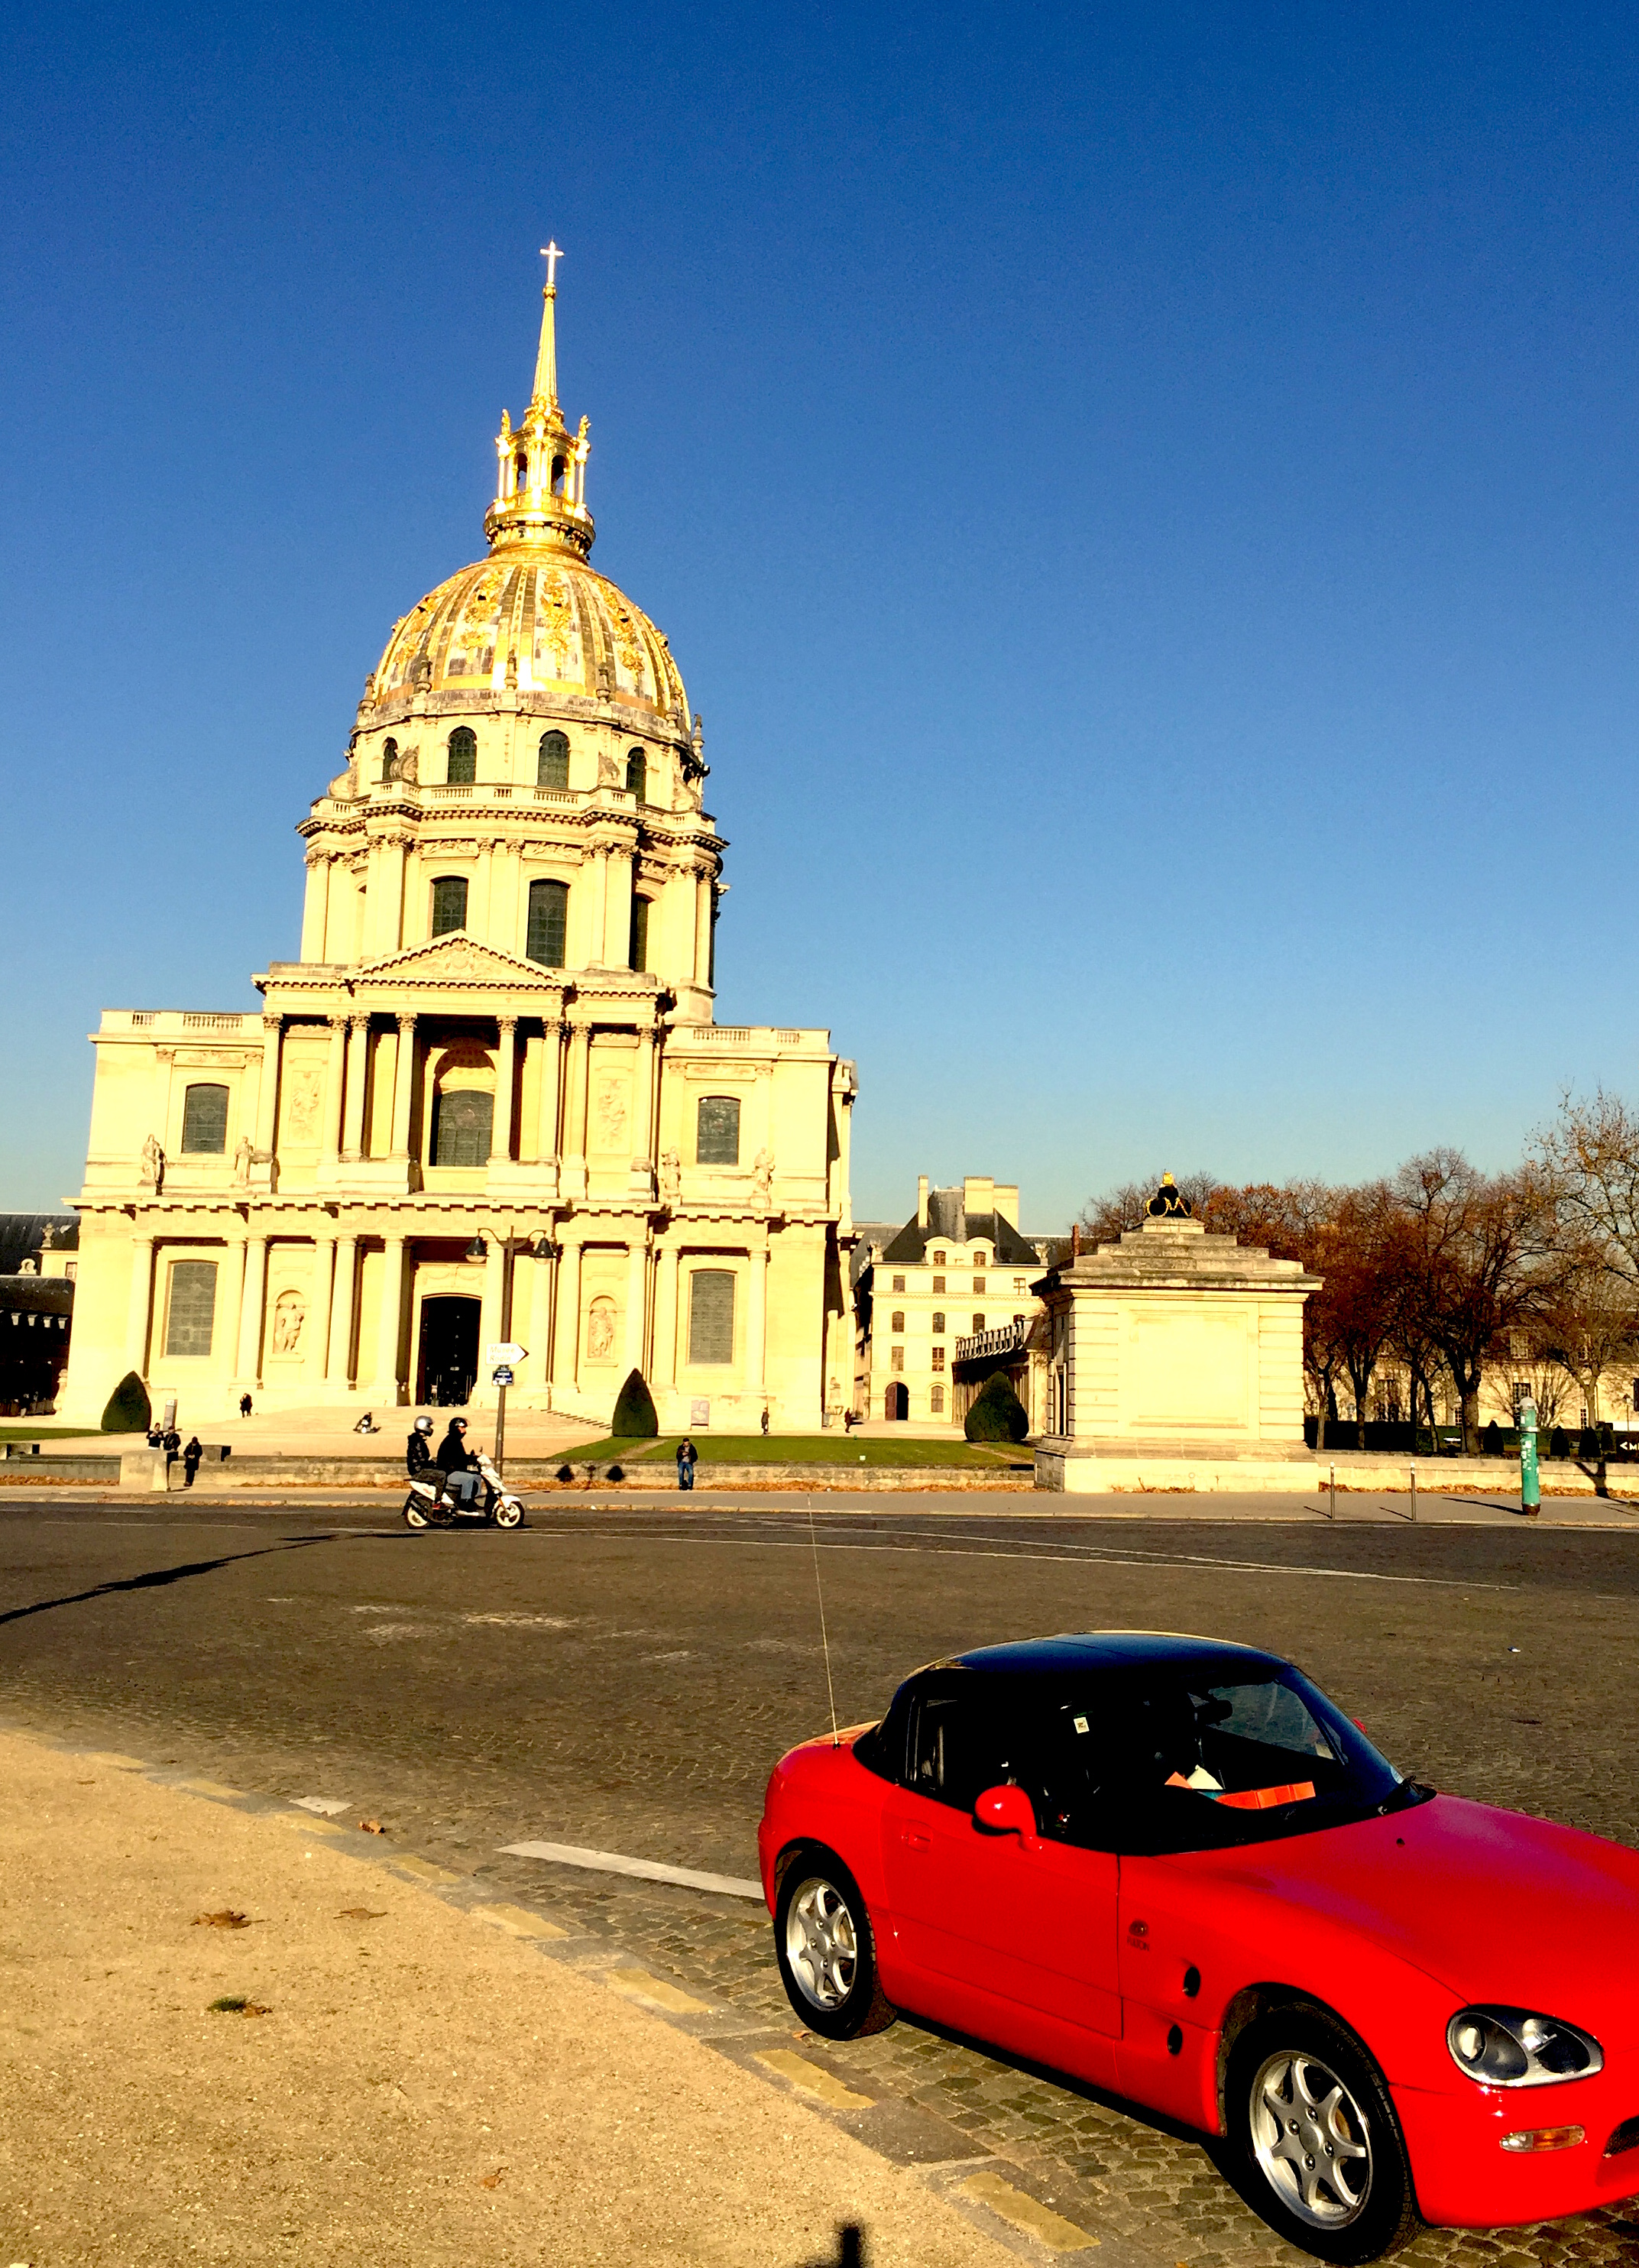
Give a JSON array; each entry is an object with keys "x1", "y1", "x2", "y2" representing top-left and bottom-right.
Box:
[{"x1": 1035, "y1": 1446, "x2": 1614, "y2": 1496}]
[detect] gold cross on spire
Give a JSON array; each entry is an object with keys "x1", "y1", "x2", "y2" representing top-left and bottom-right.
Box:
[
  {"x1": 533, "y1": 241, "x2": 563, "y2": 407},
  {"x1": 540, "y1": 240, "x2": 563, "y2": 287}
]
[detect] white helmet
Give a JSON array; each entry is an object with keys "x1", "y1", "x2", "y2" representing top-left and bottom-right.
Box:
[{"x1": 414, "y1": 1416, "x2": 434, "y2": 1434}]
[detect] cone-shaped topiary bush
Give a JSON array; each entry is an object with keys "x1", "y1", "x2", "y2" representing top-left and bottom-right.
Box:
[
  {"x1": 611, "y1": 1368, "x2": 659, "y2": 1439},
  {"x1": 964, "y1": 1372, "x2": 1029, "y2": 1443},
  {"x1": 101, "y1": 1370, "x2": 151, "y2": 1434}
]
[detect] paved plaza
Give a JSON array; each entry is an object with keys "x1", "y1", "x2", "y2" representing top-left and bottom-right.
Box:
[{"x1": 2, "y1": 1495, "x2": 1637, "y2": 2266}]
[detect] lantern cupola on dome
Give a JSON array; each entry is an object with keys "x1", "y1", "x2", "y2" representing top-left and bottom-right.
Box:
[{"x1": 485, "y1": 242, "x2": 594, "y2": 559}]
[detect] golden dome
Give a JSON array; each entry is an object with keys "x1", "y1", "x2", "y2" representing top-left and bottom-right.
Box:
[{"x1": 373, "y1": 549, "x2": 688, "y2": 721}]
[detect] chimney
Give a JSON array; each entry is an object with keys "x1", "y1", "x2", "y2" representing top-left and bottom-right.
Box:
[{"x1": 917, "y1": 1175, "x2": 929, "y2": 1230}]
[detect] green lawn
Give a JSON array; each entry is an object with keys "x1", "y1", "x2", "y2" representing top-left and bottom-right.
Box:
[
  {"x1": 559, "y1": 1433, "x2": 1035, "y2": 1469},
  {"x1": 0, "y1": 1424, "x2": 102, "y2": 1443}
]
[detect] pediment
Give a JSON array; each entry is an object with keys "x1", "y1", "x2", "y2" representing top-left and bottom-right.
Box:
[{"x1": 355, "y1": 935, "x2": 562, "y2": 992}]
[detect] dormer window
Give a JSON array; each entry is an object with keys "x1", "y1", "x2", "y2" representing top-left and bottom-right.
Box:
[{"x1": 932, "y1": 1250, "x2": 946, "y2": 1265}]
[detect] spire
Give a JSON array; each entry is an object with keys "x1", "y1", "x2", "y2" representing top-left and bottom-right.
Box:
[
  {"x1": 533, "y1": 241, "x2": 562, "y2": 408},
  {"x1": 486, "y1": 243, "x2": 594, "y2": 560}
]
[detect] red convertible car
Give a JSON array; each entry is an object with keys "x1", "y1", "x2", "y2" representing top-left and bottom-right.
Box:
[{"x1": 757, "y1": 1632, "x2": 1639, "y2": 2263}]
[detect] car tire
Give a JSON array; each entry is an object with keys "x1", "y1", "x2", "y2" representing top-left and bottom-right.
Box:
[
  {"x1": 773, "y1": 1847, "x2": 897, "y2": 2040},
  {"x1": 1225, "y1": 2005, "x2": 1420, "y2": 2263}
]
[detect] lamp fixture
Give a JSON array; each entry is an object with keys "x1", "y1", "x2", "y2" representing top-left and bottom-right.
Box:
[{"x1": 464, "y1": 1234, "x2": 488, "y2": 1262}]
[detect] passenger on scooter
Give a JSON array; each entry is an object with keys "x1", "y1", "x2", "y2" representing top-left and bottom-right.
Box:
[{"x1": 406, "y1": 1416, "x2": 434, "y2": 1479}]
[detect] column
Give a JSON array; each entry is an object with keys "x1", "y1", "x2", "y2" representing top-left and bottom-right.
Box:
[
  {"x1": 491, "y1": 839, "x2": 520, "y2": 954},
  {"x1": 563, "y1": 1023, "x2": 591, "y2": 1166},
  {"x1": 654, "y1": 1243, "x2": 681, "y2": 1388},
  {"x1": 367, "y1": 834, "x2": 408, "y2": 959},
  {"x1": 556, "y1": 1236, "x2": 583, "y2": 1386},
  {"x1": 478, "y1": 1233, "x2": 506, "y2": 1374},
  {"x1": 748, "y1": 1235, "x2": 769, "y2": 1395},
  {"x1": 475, "y1": 838, "x2": 497, "y2": 939},
  {"x1": 154, "y1": 1048, "x2": 177, "y2": 1154},
  {"x1": 536, "y1": 1020, "x2": 564, "y2": 1160},
  {"x1": 328, "y1": 1235, "x2": 358, "y2": 1383},
  {"x1": 254, "y1": 1017, "x2": 283, "y2": 1153},
  {"x1": 624, "y1": 1233, "x2": 649, "y2": 1372},
  {"x1": 125, "y1": 1235, "x2": 156, "y2": 1375},
  {"x1": 588, "y1": 846, "x2": 610, "y2": 967},
  {"x1": 372, "y1": 1235, "x2": 407, "y2": 1400},
  {"x1": 493, "y1": 1018, "x2": 517, "y2": 1164},
  {"x1": 300, "y1": 851, "x2": 330, "y2": 961},
  {"x1": 238, "y1": 1234, "x2": 268, "y2": 1380},
  {"x1": 693, "y1": 868, "x2": 711, "y2": 984},
  {"x1": 221, "y1": 1232, "x2": 248, "y2": 1386},
  {"x1": 342, "y1": 1016, "x2": 370, "y2": 1161},
  {"x1": 390, "y1": 1013, "x2": 418, "y2": 1160},
  {"x1": 604, "y1": 848, "x2": 634, "y2": 967},
  {"x1": 631, "y1": 1025, "x2": 656, "y2": 1170},
  {"x1": 306, "y1": 1233, "x2": 336, "y2": 1386},
  {"x1": 320, "y1": 1017, "x2": 348, "y2": 1167},
  {"x1": 529, "y1": 1241, "x2": 557, "y2": 1396}
]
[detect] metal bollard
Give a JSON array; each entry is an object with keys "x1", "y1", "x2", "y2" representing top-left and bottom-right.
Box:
[
  {"x1": 1330, "y1": 1463, "x2": 1336, "y2": 1519},
  {"x1": 1410, "y1": 1463, "x2": 1417, "y2": 1523}
]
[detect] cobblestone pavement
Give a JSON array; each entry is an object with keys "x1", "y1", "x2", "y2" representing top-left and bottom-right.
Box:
[{"x1": 2, "y1": 1497, "x2": 1638, "y2": 2268}]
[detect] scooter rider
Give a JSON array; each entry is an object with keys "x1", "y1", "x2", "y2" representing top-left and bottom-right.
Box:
[
  {"x1": 436, "y1": 1417, "x2": 482, "y2": 1514},
  {"x1": 406, "y1": 1416, "x2": 434, "y2": 1479}
]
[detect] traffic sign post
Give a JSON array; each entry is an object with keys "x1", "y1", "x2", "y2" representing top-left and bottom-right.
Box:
[
  {"x1": 1519, "y1": 1395, "x2": 1540, "y2": 1518},
  {"x1": 491, "y1": 1359, "x2": 522, "y2": 1473}
]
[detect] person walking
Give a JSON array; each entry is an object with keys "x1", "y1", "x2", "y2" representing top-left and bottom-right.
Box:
[
  {"x1": 161, "y1": 1424, "x2": 180, "y2": 1482},
  {"x1": 182, "y1": 1435, "x2": 203, "y2": 1489},
  {"x1": 760, "y1": 1408, "x2": 770, "y2": 1437},
  {"x1": 675, "y1": 1437, "x2": 698, "y2": 1493},
  {"x1": 238, "y1": 1392, "x2": 253, "y2": 1418}
]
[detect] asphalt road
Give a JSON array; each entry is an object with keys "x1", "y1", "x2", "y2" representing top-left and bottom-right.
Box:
[{"x1": 3, "y1": 1496, "x2": 1637, "y2": 2268}]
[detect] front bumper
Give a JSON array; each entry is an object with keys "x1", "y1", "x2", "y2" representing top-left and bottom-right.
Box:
[{"x1": 1396, "y1": 2046, "x2": 1639, "y2": 2227}]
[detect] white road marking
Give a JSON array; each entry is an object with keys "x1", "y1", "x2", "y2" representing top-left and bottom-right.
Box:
[
  {"x1": 500, "y1": 1839, "x2": 763, "y2": 1900},
  {"x1": 293, "y1": 1796, "x2": 350, "y2": 1816}
]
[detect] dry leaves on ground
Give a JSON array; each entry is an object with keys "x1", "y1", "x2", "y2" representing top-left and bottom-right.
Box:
[
  {"x1": 207, "y1": 1996, "x2": 270, "y2": 2017},
  {"x1": 358, "y1": 1819, "x2": 386, "y2": 1835},
  {"x1": 478, "y1": 2168, "x2": 505, "y2": 2190},
  {"x1": 337, "y1": 1907, "x2": 387, "y2": 1920}
]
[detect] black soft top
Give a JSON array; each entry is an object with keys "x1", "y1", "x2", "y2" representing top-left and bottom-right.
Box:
[{"x1": 949, "y1": 1631, "x2": 1290, "y2": 1680}]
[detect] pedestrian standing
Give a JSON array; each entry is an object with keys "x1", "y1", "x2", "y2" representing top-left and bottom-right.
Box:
[
  {"x1": 760, "y1": 1408, "x2": 770, "y2": 1437},
  {"x1": 182, "y1": 1435, "x2": 203, "y2": 1489},
  {"x1": 239, "y1": 1392, "x2": 253, "y2": 1418},
  {"x1": 162, "y1": 1424, "x2": 180, "y2": 1479},
  {"x1": 675, "y1": 1437, "x2": 698, "y2": 1493}
]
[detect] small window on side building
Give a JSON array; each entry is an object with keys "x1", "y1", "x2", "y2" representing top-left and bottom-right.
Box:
[
  {"x1": 931, "y1": 1311, "x2": 944, "y2": 1333},
  {"x1": 931, "y1": 1273, "x2": 945, "y2": 1293},
  {"x1": 890, "y1": 1311, "x2": 905, "y2": 1333},
  {"x1": 891, "y1": 1274, "x2": 906, "y2": 1294},
  {"x1": 973, "y1": 1274, "x2": 986, "y2": 1292},
  {"x1": 930, "y1": 1385, "x2": 944, "y2": 1414},
  {"x1": 931, "y1": 1346, "x2": 945, "y2": 1372},
  {"x1": 890, "y1": 1347, "x2": 905, "y2": 1373},
  {"x1": 972, "y1": 1313, "x2": 985, "y2": 1333}
]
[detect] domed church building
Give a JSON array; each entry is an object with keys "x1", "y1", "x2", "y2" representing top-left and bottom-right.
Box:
[{"x1": 58, "y1": 264, "x2": 858, "y2": 1430}]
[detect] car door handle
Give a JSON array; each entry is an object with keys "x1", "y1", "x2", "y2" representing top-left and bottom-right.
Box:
[{"x1": 902, "y1": 1829, "x2": 931, "y2": 1851}]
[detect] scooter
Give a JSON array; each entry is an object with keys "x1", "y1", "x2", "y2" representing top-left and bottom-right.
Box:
[{"x1": 402, "y1": 1448, "x2": 525, "y2": 1531}]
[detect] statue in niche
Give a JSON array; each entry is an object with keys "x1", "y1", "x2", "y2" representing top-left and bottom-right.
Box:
[
  {"x1": 751, "y1": 1149, "x2": 775, "y2": 1205},
  {"x1": 659, "y1": 1149, "x2": 681, "y2": 1207},
  {"x1": 232, "y1": 1134, "x2": 254, "y2": 1187},
  {"x1": 139, "y1": 1134, "x2": 164, "y2": 1192},
  {"x1": 271, "y1": 1291, "x2": 305, "y2": 1355},
  {"x1": 586, "y1": 1297, "x2": 617, "y2": 1360}
]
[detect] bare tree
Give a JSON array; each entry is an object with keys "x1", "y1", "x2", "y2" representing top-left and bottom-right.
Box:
[
  {"x1": 1316, "y1": 1187, "x2": 1401, "y2": 1450},
  {"x1": 1540, "y1": 1090, "x2": 1639, "y2": 1289},
  {"x1": 1077, "y1": 1171, "x2": 1222, "y2": 1249},
  {"x1": 1537, "y1": 1249, "x2": 1639, "y2": 1437}
]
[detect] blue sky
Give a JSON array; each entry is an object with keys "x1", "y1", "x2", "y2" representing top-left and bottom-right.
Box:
[{"x1": 5, "y1": 2, "x2": 1639, "y2": 1230}]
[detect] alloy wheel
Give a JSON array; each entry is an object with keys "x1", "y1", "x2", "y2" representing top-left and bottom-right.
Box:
[
  {"x1": 1249, "y1": 2047, "x2": 1374, "y2": 2229},
  {"x1": 784, "y1": 1876, "x2": 858, "y2": 2011}
]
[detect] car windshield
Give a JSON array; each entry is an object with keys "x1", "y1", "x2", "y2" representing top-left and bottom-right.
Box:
[{"x1": 1035, "y1": 1664, "x2": 1419, "y2": 1853}]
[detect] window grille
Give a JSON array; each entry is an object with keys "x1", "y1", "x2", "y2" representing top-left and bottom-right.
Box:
[
  {"x1": 526, "y1": 878, "x2": 568, "y2": 967},
  {"x1": 537, "y1": 731, "x2": 569, "y2": 789},
  {"x1": 431, "y1": 876, "x2": 468, "y2": 935},
  {"x1": 432, "y1": 1089, "x2": 492, "y2": 1167},
  {"x1": 688, "y1": 1269, "x2": 735, "y2": 1365},
  {"x1": 695, "y1": 1094, "x2": 740, "y2": 1165},
  {"x1": 180, "y1": 1084, "x2": 229, "y2": 1155},
  {"x1": 164, "y1": 1261, "x2": 218, "y2": 1358}
]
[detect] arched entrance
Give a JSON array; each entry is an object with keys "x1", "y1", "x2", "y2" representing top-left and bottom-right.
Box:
[
  {"x1": 416, "y1": 1296, "x2": 480, "y2": 1407},
  {"x1": 883, "y1": 1382, "x2": 909, "y2": 1421}
]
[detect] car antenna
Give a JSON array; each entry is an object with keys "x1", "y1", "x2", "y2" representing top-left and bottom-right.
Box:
[{"x1": 807, "y1": 1497, "x2": 841, "y2": 1747}]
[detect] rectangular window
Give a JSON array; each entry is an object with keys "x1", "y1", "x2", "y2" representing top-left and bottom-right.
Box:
[
  {"x1": 431, "y1": 875, "x2": 468, "y2": 935},
  {"x1": 890, "y1": 1347, "x2": 905, "y2": 1373},
  {"x1": 695, "y1": 1094, "x2": 741, "y2": 1165},
  {"x1": 930, "y1": 1385, "x2": 944, "y2": 1414},
  {"x1": 931, "y1": 1346, "x2": 945, "y2": 1372},
  {"x1": 1014, "y1": 1277, "x2": 1027, "y2": 1291},
  {"x1": 688, "y1": 1268, "x2": 735, "y2": 1365},
  {"x1": 891, "y1": 1274, "x2": 905, "y2": 1293},
  {"x1": 164, "y1": 1260, "x2": 218, "y2": 1358},
  {"x1": 931, "y1": 1273, "x2": 945, "y2": 1293},
  {"x1": 973, "y1": 1313, "x2": 985, "y2": 1333},
  {"x1": 973, "y1": 1274, "x2": 986, "y2": 1292},
  {"x1": 526, "y1": 877, "x2": 568, "y2": 967},
  {"x1": 629, "y1": 894, "x2": 649, "y2": 973},
  {"x1": 433, "y1": 1089, "x2": 492, "y2": 1166},
  {"x1": 180, "y1": 1083, "x2": 229, "y2": 1155}
]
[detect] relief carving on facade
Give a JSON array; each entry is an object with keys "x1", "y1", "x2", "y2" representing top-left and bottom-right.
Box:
[{"x1": 585, "y1": 1296, "x2": 617, "y2": 1361}]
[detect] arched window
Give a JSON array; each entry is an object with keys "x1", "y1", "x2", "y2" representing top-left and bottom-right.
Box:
[
  {"x1": 931, "y1": 1311, "x2": 945, "y2": 1333},
  {"x1": 164, "y1": 1259, "x2": 218, "y2": 1357},
  {"x1": 932, "y1": 1251, "x2": 947, "y2": 1265},
  {"x1": 180, "y1": 1084, "x2": 229, "y2": 1155},
  {"x1": 537, "y1": 730, "x2": 570, "y2": 789},
  {"x1": 380, "y1": 736, "x2": 398, "y2": 783},
  {"x1": 446, "y1": 727, "x2": 477, "y2": 784},
  {"x1": 514, "y1": 452, "x2": 528, "y2": 494},
  {"x1": 624, "y1": 747, "x2": 646, "y2": 802},
  {"x1": 551, "y1": 455, "x2": 566, "y2": 497},
  {"x1": 432, "y1": 1089, "x2": 492, "y2": 1168},
  {"x1": 628, "y1": 895, "x2": 649, "y2": 973},
  {"x1": 695, "y1": 1094, "x2": 740, "y2": 1166},
  {"x1": 430, "y1": 876, "x2": 468, "y2": 935},
  {"x1": 890, "y1": 1311, "x2": 905, "y2": 1333},
  {"x1": 526, "y1": 877, "x2": 568, "y2": 967},
  {"x1": 688, "y1": 1270, "x2": 735, "y2": 1365}
]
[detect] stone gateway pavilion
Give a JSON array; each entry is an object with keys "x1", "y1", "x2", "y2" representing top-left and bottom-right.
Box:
[{"x1": 58, "y1": 267, "x2": 857, "y2": 1433}]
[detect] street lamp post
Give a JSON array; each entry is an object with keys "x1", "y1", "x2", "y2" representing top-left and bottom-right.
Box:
[{"x1": 465, "y1": 1229, "x2": 561, "y2": 1475}]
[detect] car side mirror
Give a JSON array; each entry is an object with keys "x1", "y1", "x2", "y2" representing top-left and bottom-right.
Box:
[{"x1": 973, "y1": 1784, "x2": 1037, "y2": 1842}]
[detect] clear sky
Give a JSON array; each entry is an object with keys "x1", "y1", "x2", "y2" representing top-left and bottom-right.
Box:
[{"x1": 5, "y1": 3, "x2": 1638, "y2": 1232}]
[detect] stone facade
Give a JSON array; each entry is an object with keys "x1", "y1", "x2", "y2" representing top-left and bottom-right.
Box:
[
  {"x1": 1035, "y1": 1210, "x2": 1318, "y2": 1489},
  {"x1": 57, "y1": 275, "x2": 857, "y2": 1433}
]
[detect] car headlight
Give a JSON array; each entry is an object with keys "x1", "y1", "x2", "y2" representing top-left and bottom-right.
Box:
[{"x1": 1447, "y1": 2006, "x2": 1604, "y2": 2088}]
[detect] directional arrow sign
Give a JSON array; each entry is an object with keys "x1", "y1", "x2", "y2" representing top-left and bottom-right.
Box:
[{"x1": 485, "y1": 1342, "x2": 527, "y2": 1365}]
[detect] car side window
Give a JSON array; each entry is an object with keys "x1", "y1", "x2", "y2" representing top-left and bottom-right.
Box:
[{"x1": 909, "y1": 1688, "x2": 1023, "y2": 1812}]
